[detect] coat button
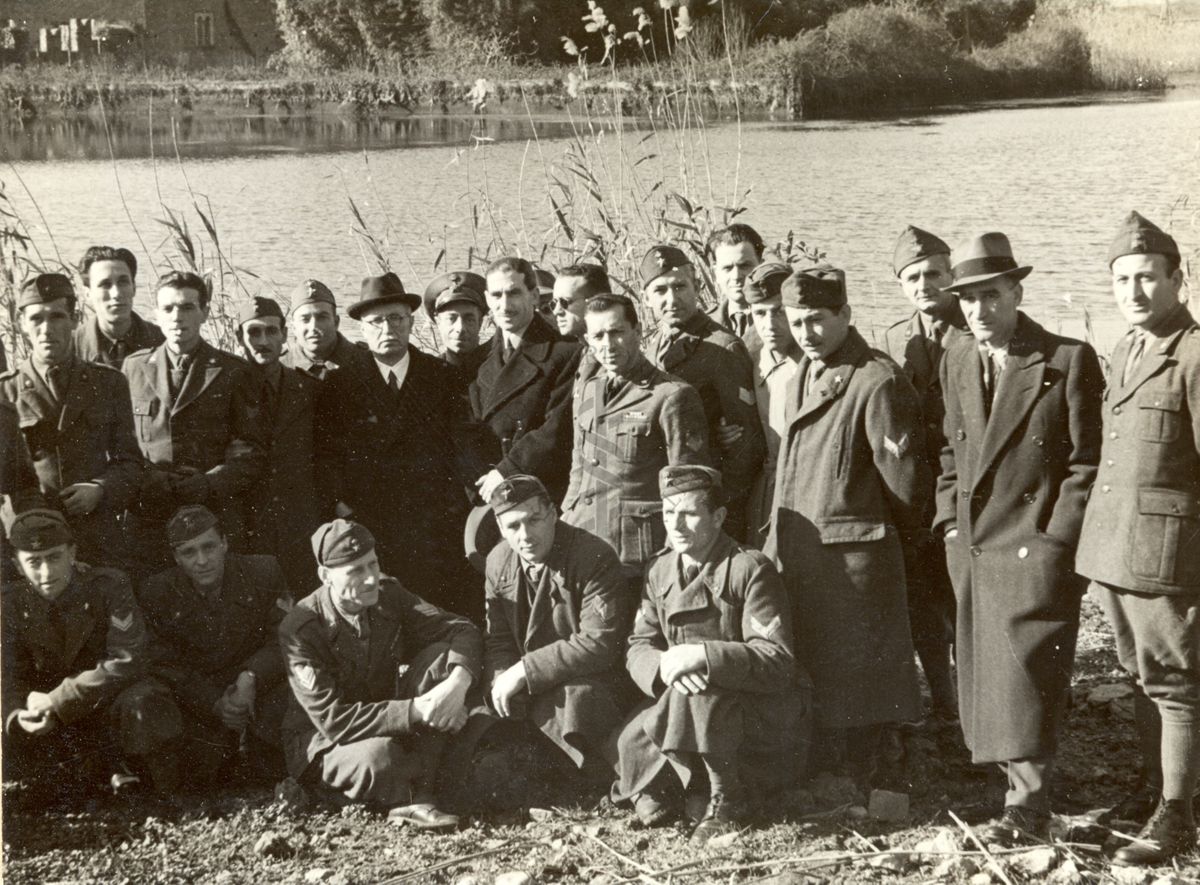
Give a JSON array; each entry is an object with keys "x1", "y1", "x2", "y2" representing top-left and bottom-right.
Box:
[
  {"x1": 1110, "y1": 431, "x2": 1118, "y2": 439},
  {"x1": 960, "y1": 490, "x2": 969, "y2": 499},
  {"x1": 1106, "y1": 459, "x2": 1115, "y2": 467},
  {"x1": 1022, "y1": 493, "x2": 1036, "y2": 504},
  {"x1": 584, "y1": 495, "x2": 593, "y2": 505},
  {"x1": 1017, "y1": 546, "x2": 1029, "y2": 559},
  {"x1": 970, "y1": 545, "x2": 982, "y2": 557},
  {"x1": 955, "y1": 429, "x2": 966, "y2": 441},
  {"x1": 591, "y1": 458, "x2": 600, "y2": 466},
  {"x1": 1102, "y1": 485, "x2": 1111, "y2": 493},
  {"x1": 1113, "y1": 405, "x2": 1122, "y2": 415}
]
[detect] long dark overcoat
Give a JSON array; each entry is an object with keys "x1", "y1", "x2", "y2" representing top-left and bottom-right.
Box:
[{"x1": 936, "y1": 313, "x2": 1103, "y2": 762}]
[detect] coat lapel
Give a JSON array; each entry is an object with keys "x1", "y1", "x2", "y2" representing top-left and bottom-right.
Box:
[
  {"x1": 58, "y1": 581, "x2": 100, "y2": 666},
  {"x1": 1111, "y1": 313, "x2": 1191, "y2": 406},
  {"x1": 57, "y1": 360, "x2": 91, "y2": 432},
  {"x1": 956, "y1": 346, "x2": 989, "y2": 458},
  {"x1": 16, "y1": 361, "x2": 56, "y2": 425},
  {"x1": 597, "y1": 357, "x2": 656, "y2": 420},
  {"x1": 483, "y1": 342, "x2": 544, "y2": 419},
  {"x1": 173, "y1": 345, "x2": 225, "y2": 416},
  {"x1": 974, "y1": 321, "x2": 1047, "y2": 485},
  {"x1": 787, "y1": 352, "x2": 857, "y2": 430}
]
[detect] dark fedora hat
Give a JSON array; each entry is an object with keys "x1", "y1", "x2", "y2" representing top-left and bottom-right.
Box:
[
  {"x1": 347, "y1": 272, "x2": 420, "y2": 320},
  {"x1": 944, "y1": 233, "x2": 1032, "y2": 291}
]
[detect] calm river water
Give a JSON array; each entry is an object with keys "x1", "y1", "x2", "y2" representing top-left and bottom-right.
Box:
[{"x1": 3, "y1": 89, "x2": 1198, "y2": 350}]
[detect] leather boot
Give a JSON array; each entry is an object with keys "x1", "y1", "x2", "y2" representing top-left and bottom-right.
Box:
[
  {"x1": 691, "y1": 791, "x2": 750, "y2": 843},
  {"x1": 1113, "y1": 798, "x2": 1197, "y2": 866},
  {"x1": 978, "y1": 806, "x2": 1050, "y2": 847}
]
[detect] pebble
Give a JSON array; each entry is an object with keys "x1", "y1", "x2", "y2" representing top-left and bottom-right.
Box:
[
  {"x1": 1048, "y1": 859, "x2": 1086, "y2": 885},
  {"x1": 846, "y1": 805, "x2": 869, "y2": 819},
  {"x1": 867, "y1": 852, "x2": 913, "y2": 873},
  {"x1": 305, "y1": 870, "x2": 333, "y2": 883},
  {"x1": 527, "y1": 808, "x2": 554, "y2": 822},
  {"x1": 454, "y1": 877, "x2": 480, "y2": 885},
  {"x1": 1109, "y1": 869, "x2": 1155, "y2": 885},
  {"x1": 1010, "y1": 846, "x2": 1059, "y2": 876},
  {"x1": 214, "y1": 874, "x2": 234, "y2": 885},
  {"x1": 914, "y1": 828, "x2": 961, "y2": 858},
  {"x1": 867, "y1": 789, "x2": 910, "y2": 822},
  {"x1": 1087, "y1": 683, "x2": 1133, "y2": 705},
  {"x1": 933, "y1": 856, "x2": 979, "y2": 878},
  {"x1": 253, "y1": 831, "x2": 294, "y2": 859},
  {"x1": 1152, "y1": 877, "x2": 1192, "y2": 885},
  {"x1": 705, "y1": 831, "x2": 740, "y2": 849},
  {"x1": 968, "y1": 872, "x2": 995, "y2": 885},
  {"x1": 493, "y1": 873, "x2": 533, "y2": 885}
]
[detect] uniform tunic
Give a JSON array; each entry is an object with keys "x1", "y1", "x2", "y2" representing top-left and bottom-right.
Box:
[
  {"x1": 561, "y1": 355, "x2": 711, "y2": 575},
  {"x1": 936, "y1": 314, "x2": 1103, "y2": 762},
  {"x1": 484, "y1": 521, "x2": 632, "y2": 765},
  {"x1": 745, "y1": 341, "x2": 800, "y2": 546},
  {"x1": 282, "y1": 333, "x2": 368, "y2": 381},
  {"x1": 73, "y1": 312, "x2": 165, "y2": 369},
  {"x1": 615, "y1": 533, "x2": 809, "y2": 797}
]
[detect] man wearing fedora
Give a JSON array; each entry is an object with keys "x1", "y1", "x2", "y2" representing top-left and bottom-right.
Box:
[
  {"x1": 315, "y1": 272, "x2": 485, "y2": 621},
  {"x1": 237, "y1": 296, "x2": 322, "y2": 596},
  {"x1": 936, "y1": 232, "x2": 1103, "y2": 845},
  {"x1": 423, "y1": 270, "x2": 490, "y2": 392},
  {"x1": 1075, "y1": 212, "x2": 1200, "y2": 865},
  {"x1": 881, "y1": 226, "x2": 967, "y2": 720},
  {"x1": 283, "y1": 279, "x2": 368, "y2": 382}
]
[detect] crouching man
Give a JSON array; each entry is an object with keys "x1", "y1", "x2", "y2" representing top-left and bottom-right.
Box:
[
  {"x1": 279, "y1": 519, "x2": 482, "y2": 830},
  {"x1": 613, "y1": 466, "x2": 810, "y2": 842},
  {"x1": 2, "y1": 510, "x2": 181, "y2": 796},
  {"x1": 483, "y1": 474, "x2": 631, "y2": 777}
]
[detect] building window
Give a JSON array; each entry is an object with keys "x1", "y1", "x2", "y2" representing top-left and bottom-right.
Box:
[{"x1": 195, "y1": 13, "x2": 213, "y2": 48}]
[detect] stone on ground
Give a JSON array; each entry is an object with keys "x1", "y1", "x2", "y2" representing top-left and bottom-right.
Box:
[
  {"x1": 253, "y1": 831, "x2": 294, "y2": 859},
  {"x1": 1010, "y1": 847, "x2": 1059, "y2": 876},
  {"x1": 867, "y1": 851, "x2": 914, "y2": 873},
  {"x1": 1047, "y1": 859, "x2": 1086, "y2": 885},
  {"x1": 933, "y1": 856, "x2": 979, "y2": 878},
  {"x1": 305, "y1": 870, "x2": 333, "y2": 883},
  {"x1": 1109, "y1": 868, "x2": 1155, "y2": 885},
  {"x1": 494, "y1": 873, "x2": 533, "y2": 885},
  {"x1": 1087, "y1": 683, "x2": 1134, "y2": 705},
  {"x1": 914, "y1": 827, "x2": 962, "y2": 858}
]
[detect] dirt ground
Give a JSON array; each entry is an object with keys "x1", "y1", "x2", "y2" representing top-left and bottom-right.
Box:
[{"x1": 3, "y1": 593, "x2": 1199, "y2": 885}]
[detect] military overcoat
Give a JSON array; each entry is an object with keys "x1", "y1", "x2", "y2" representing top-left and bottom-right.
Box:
[{"x1": 936, "y1": 314, "x2": 1103, "y2": 762}]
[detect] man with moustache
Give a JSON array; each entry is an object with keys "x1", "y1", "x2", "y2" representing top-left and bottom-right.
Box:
[
  {"x1": 236, "y1": 296, "x2": 321, "y2": 595},
  {"x1": 765, "y1": 264, "x2": 925, "y2": 784},
  {"x1": 139, "y1": 505, "x2": 291, "y2": 784},
  {"x1": 1075, "y1": 212, "x2": 1200, "y2": 865},
  {"x1": 283, "y1": 279, "x2": 367, "y2": 381},
  {"x1": 471, "y1": 257, "x2": 583, "y2": 505},
  {"x1": 937, "y1": 233, "x2": 1103, "y2": 845},
  {"x1": 641, "y1": 245, "x2": 764, "y2": 542},
  {"x1": 705, "y1": 224, "x2": 766, "y2": 347},
  {"x1": 279, "y1": 518, "x2": 481, "y2": 829},
  {"x1": 882, "y1": 226, "x2": 966, "y2": 720},
  {"x1": 550, "y1": 264, "x2": 612, "y2": 342},
  {"x1": 422, "y1": 270, "x2": 490, "y2": 391},
  {"x1": 1, "y1": 274, "x2": 143, "y2": 571},
  {"x1": 561, "y1": 293, "x2": 710, "y2": 581},
  {"x1": 122, "y1": 271, "x2": 268, "y2": 574},
  {"x1": 73, "y1": 246, "x2": 165, "y2": 369}
]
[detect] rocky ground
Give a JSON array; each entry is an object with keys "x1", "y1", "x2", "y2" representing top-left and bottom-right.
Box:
[{"x1": 3, "y1": 594, "x2": 1199, "y2": 885}]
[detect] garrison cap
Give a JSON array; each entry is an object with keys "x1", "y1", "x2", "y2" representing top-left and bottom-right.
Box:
[
  {"x1": 659, "y1": 464, "x2": 724, "y2": 502},
  {"x1": 347, "y1": 273, "x2": 420, "y2": 320},
  {"x1": 489, "y1": 474, "x2": 550, "y2": 515},
  {"x1": 167, "y1": 505, "x2": 220, "y2": 547},
  {"x1": 944, "y1": 232, "x2": 1032, "y2": 291},
  {"x1": 311, "y1": 518, "x2": 376, "y2": 568},
  {"x1": 639, "y1": 245, "x2": 692, "y2": 286},
  {"x1": 781, "y1": 264, "x2": 847, "y2": 310},
  {"x1": 289, "y1": 279, "x2": 336, "y2": 312},
  {"x1": 237, "y1": 295, "x2": 285, "y2": 328},
  {"x1": 743, "y1": 262, "x2": 793, "y2": 304},
  {"x1": 892, "y1": 225, "x2": 950, "y2": 277},
  {"x1": 422, "y1": 271, "x2": 487, "y2": 319},
  {"x1": 19, "y1": 273, "x2": 76, "y2": 311},
  {"x1": 9, "y1": 508, "x2": 73, "y2": 551},
  {"x1": 1107, "y1": 211, "x2": 1180, "y2": 267}
]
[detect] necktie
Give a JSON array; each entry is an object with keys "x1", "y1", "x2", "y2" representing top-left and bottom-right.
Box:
[
  {"x1": 307, "y1": 361, "x2": 327, "y2": 381},
  {"x1": 1123, "y1": 334, "x2": 1146, "y2": 386},
  {"x1": 655, "y1": 330, "x2": 678, "y2": 367},
  {"x1": 982, "y1": 351, "x2": 1000, "y2": 419},
  {"x1": 170, "y1": 357, "x2": 189, "y2": 396},
  {"x1": 603, "y1": 376, "x2": 621, "y2": 405},
  {"x1": 804, "y1": 362, "x2": 824, "y2": 400},
  {"x1": 387, "y1": 370, "x2": 400, "y2": 396},
  {"x1": 46, "y1": 365, "x2": 66, "y2": 403},
  {"x1": 502, "y1": 338, "x2": 515, "y2": 364},
  {"x1": 683, "y1": 563, "x2": 700, "y2": 584},
  {"x1": 732, "y1": 311, "x2": 748, "y2": 339}
]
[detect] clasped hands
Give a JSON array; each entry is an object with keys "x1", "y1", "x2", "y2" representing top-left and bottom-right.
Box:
[
  {"x1": 213, "y1": 671, "x2": 257, "y2": 732},
  {"x1": 413, "y1": 666, "x2": 472, "y2": 733},
  {"x1": 16, "y1": 691, "x2": 57, "y2": 735},
  {"x1": 659, "y1": 643, "x2": 709, "y2": 695}
]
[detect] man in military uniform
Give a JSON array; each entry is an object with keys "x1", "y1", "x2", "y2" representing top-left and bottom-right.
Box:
[
  {"x1": 615, "y1": 466, "x2": 808, "y2": 842},
  {"x1": 936, "y1": 233, "x2": 1103, "y2": 845},
  {"x1": 482, "y1": 475, "x2": 630, "y2": 777},
  {"x1": 279, "y1": 519, "x2": 481, "y2": 828},
  {"x1": 561, "y1": 293, "x2": 711, "y2": 579},
  {"x1": 2, "y1": 510, "x2": 181, "y2": 796},
  {"x1": 551, "y1": 263, "x2": 612, "y2": 341},
  {"x1": 764, "y1": 264, "x2": 925, "y2": 783},
  {"x1": 422, "y1": 270, "x2": 490, "y2": 390},
  {"x1": 881, "y1": 226, "x2": 967, "y2": 720},
  {"x1": 705, "y1": 224, "x2": 765, "y2": 347},
  {"x1": 123, "y1": 270, "x2": 268, "y2": 575},
  {"x1": 1, "y1": 274, "x2": 143, "y2": 571},
  {"x1": 1076, "y1": 213, "x2": 1200, "y2": 865},
  {"x1": 471, "y1": 257, "x2": 584, "y2": 504},
  {"x1": 139, "y1": 505, "x2": 291, "y2": 783},
  {"x1": 283, "y1": 279, "x2": 367, "y2": 381},
  {"x1": 73, "y1": 246, "x2": 165, "y2": 369},
  {"x1": 237, "y1": 296, "x2": 321, "y2": 595},
  {"x1": 641, "y1": 245, "x2": 765, "y2": 542},
  {"x1": 743, "y1": 262, "x2": 800, "y2": 547}
]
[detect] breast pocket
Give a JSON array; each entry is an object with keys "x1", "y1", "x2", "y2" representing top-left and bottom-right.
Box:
[
  {"x1": 615, "y1": 420, "x2": 655, "y2": 463},
  {"x1": 618, "y1": 499, "x2": 664, "y2": 565},
  {"x1": 1137, "y1": 390, "x2": 1182, "y2": 444},
  {"x1": 1127, "y1": 488, "x2": 1200, "y2": 587},
  {"x1": 130, "y1": 398, "x2": 159, "y2": 443}
]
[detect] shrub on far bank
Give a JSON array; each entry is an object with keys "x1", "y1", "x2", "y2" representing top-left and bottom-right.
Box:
[{"x1": 973, "y1": 17, "x2": 1093, "y2": 95}]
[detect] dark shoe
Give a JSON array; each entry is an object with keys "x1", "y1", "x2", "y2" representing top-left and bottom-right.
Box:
[
  {"x1": 683, "y1": 786, "x2": 709, "y2": 823},
  {"x1": 978, "y1": 805, "x2": 1050, "y2": 847},
  {"x1": 691, "y1": 792, "x2": 749, "y2": 844},
  {"x1": 387, "y1": 803, "x2": 460, "y2": 830},
  {"x1": 632, "y1": 791, "x2": 673, "y2": 827},
  {"x1": 1102, "y1": 782, "x2": 1161, "y2": 827},
  {"x1": 1113, "y1": 799, "x2": 1196, "y2": 866}
]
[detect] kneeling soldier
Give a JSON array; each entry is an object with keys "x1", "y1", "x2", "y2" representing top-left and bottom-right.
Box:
[
  {"x1": 2, "y1": 510, "x2": 181, "y2": 796},
  {"x1": 484, "y1": 475, "x2": 631, "y2": 775},
  {"x1": 139, "y1": 505, "x2": 292, "y2": 784},
  {"x1": 279, "y1": 519, "x2": 482, "y2": 829},
  {"x1": 614, "y1": 466, "x2": 810, "y2": 842}
]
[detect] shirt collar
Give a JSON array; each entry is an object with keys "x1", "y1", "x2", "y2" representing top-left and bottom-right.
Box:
[{"x1": 375, "y1": 350, "x2": 411, "y2": 385}]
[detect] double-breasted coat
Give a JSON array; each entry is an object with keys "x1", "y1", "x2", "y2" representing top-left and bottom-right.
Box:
[
  {"x1": 615, "y1": 533, "x2": 809, "y2": 797},
  {"x1": 1076, "y1": 305, "x2": 1200, "y2": 595},
  {"x1": 936, "y1": 313, "x2": 1103, "y2": 762},
  {"x1": 561, "y1": 355, "x2": 711, "y2": 575},
  {"x1": 1, "y1": 358, "x2": 143, "y2": 569},
  {"x1": 73, "y1": 312, "x2": 165, "y2": 369},
  {"x1": 469, "y1": 315, "x2": 584, "y2": 503},
  {"x1": 765, "y1": 326, "x2": 925, "y2": 729},
  {"x1": 484, "y1": 520, "x2": 632, "y2": 765}
]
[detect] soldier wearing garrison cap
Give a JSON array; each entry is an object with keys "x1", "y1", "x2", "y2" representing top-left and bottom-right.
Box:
[
  {"x1": 74, "y1": 246, "x2": 165, "y2": 369},
  {"x1": 283, "y1": 278, "x2": 368, "y2": 381},
  {"x1": 478, "y1": 474, "x2": 631, "y2": 780},
  {"x1": 279, "y1": 519, "x2": 482, "y2": 830},
  {"x1": 765, "y1": 261, "x2": 926, "y2": 786},
  {"x1": 935, "y1": 232, "x2": 1103, "y2": 846},
  {"x1": 3, "y1": 509, "x2": 182, "y2": 794},
  {"x1": 1, "y1": 272, "x2": 144, "y2": 572},
  {"x1": 881, "y1": 225, "x2": 966, "y2": 720},
  {"x1": 138, "y1": 505, "x2": 292, "y2": 785},
  {"x1": 640, "y1": 244, "x2": 765, "y2": 543},
  {"x1": 1076, "y1": 212, "x2": 1199, "y2": 865},
  {"x1": 237, "y1": 295, "x2": 321, "y2": 595},
  {"x1": 423, "y1": 270, "x2": 490, "y2": 390},
  {"x1": 614, "y1": 464, "x2": 809, "y2": 842}
]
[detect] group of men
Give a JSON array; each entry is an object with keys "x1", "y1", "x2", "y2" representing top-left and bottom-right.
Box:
[{"x1": 0, "y1": 211, "x2": 1196, "y2": 863}]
